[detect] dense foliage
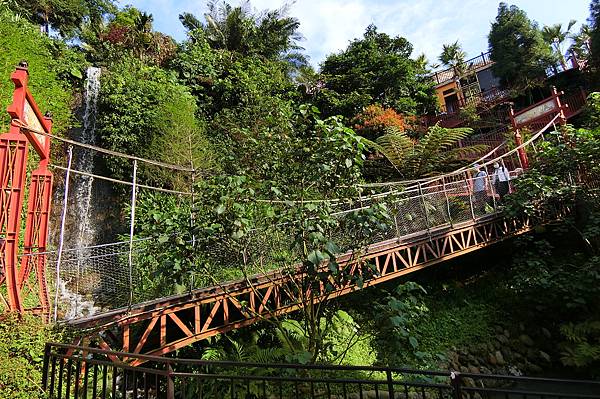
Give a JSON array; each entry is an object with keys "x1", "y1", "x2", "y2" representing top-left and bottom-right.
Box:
[
  {"x1": 0, "y1": 9, "x2": 84, "y2": 134},
  {"x1": 364, "y1": 124, "x2": 484, "y2": 178},
  {"x1": 0, "y1": 314, "x2": 64, "y2": 398},
  {"x1": 488, "y1": 3, "x2": 555, "y2": 92},
  {"x1": 5, "y1": 0, "x2": 115, "y2": 37},
  {"x1": 2, "y1": 0, "x2": 600, "y2": 391},
  {"x1": 179, "y1": 0, "x2": 305, "y2": 69},
  {"x1": 95, "y1": 57, "x2": 215, "y2": 186},
  {"x1": 317, "y1": 25, "x2": 436, "y2": 119}
]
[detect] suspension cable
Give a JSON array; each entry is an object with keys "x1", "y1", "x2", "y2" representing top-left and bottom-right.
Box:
[
  {"x1": 13, "y1": 119, "x2": 195, "y2": 172},
  {"x1": 53, "y1": 146, "x2": 73, "y2": 322}
]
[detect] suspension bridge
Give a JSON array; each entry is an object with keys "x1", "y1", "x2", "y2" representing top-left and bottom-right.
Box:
[{"x1": 1, "y1": 65, "x2": 598, "y2": 398}]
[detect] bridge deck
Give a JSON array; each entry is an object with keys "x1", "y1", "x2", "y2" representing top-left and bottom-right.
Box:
[{"x1": 66, "y1": 211, "x2": 550, "y2": 363}]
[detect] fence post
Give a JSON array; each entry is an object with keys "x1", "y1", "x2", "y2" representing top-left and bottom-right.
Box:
[
  {"x1": 442, "y1": 177, "x2": 452, "y2": 227},
  {"x1": 464, "y1": 173, "x2": 476, "y2": 220},
  {"x1": 386, "y1": 369, "x2": 395, "y2": 399},
  {"x1": 128, "y1": 160, "x2": 138, "y2": 307},
  {"x1": 166, "y1": 363, "x2": 175, "y2": 399},
  {"x1": 41, "y1": 343, "x2": 51, "y2": 391},
  {"x1": 450, "y1": 371, "x2": 462, "y2": 399}
]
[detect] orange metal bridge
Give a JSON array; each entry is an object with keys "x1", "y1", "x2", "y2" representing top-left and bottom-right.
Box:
[
  {"x1": 68, "y1": 211, "x2": 554, "y2": 364},
  {"x1": 0, "y1": 62, "x2": 588, "y2": 362}
]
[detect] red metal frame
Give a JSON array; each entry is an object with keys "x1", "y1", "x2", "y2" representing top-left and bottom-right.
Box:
[
  {"x1": 0, "y1": 64, "x2": 53, "y2": 320},
  {"x1": 508, "y1": 86, "x2": 583, "y2": 170},
  {"x1": 70, "y1": 211, "x2": 571, "y2": 364}
]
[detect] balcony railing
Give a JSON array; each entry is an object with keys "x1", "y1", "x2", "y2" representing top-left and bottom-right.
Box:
[
  {"x1": 439, "y1": 86, "x2": 509, "y2": 114},
  {"x1": 431, "y1": 52, "x2": 493, "y2": 86}
]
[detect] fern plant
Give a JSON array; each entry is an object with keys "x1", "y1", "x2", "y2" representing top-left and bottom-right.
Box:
[
  {"x1": 560, "y1": 320, "x2": 600, "y2": 369},
  {"x1": 201, "y1": 333, "x2": 285, "y2": 364},
  {"x1": 364, "y1": 124, "x2": 487, "y2": 178}
]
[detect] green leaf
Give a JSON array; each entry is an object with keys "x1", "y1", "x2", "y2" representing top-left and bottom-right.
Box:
[
  {"x1": 307, "y1": 250, "x2": 327, "y2": 265},
  {"x1": 409, "y1": 336, "x2": 418, "y2": 349},
  {"x1": 325, "y1": 241, "x2": 341, "y2": 254},
  {"x1": 216, "y1": 204, "x2": 226, "y2": 215},
  {"x1": 70, "y1": 68, "x2": 83, "y2": 79}
]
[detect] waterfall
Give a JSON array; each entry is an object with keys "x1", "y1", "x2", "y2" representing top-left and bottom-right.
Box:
[
  {"x1": 57, "y1": 66, "x2": 102, "y2": 320},
  {"x1": 74, "y1": 66, "x2": 101, "y2": 249}
]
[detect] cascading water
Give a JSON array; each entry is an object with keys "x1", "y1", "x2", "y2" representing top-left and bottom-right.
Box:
[
  {"x1": 74, "y1": 66, "x2": 101, "y2": 248},
  {"x1": 58, "y1": 66, "x2": 102, "y2": 320}
]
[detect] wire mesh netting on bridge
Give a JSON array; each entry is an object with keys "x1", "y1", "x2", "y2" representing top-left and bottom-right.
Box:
[{"x1": 17, "y1": 114, "x2": 560, "y2": 323}]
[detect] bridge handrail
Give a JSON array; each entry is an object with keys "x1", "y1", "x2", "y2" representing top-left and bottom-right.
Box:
[
  {"x1": 42, "y1": 342, "x2": 600, "y2": 399},
  {"x1": 363, "y1": 112, "x2": 561, "y2": 190}
]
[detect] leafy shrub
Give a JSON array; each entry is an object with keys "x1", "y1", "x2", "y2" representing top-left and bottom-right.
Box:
[
  {"x1": 0, "y1": 314, "x2": 64, "y2": 399},
  {"x1": 352, "y1": 104, "x2": 410, "y2": 141},
  {"x1": 0, "y1": 10, "x2": 83, "y2": 135},
  {"x1": 560, "y1": 319, "x2": 600, "y2": 371},
  {"x1": 96, "y1": 57, "x2": 215, "y2": 187}
]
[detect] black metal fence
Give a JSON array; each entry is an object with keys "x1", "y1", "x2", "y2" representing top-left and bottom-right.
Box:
[{"x1": 42, "y1": 343, "x2": 600, "y2": 399}]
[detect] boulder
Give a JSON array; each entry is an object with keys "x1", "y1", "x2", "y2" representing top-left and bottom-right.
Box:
[
  {"x1": 463, "y1": 377, "x2": 476, "y2": 387},
  {"x1": 468, "y1": 365, "x2": 480, "y2": 374},
  {"x1": 495, "y1": 351, "x2": 505, "y2": 366},
  {"x1": 519, "y1": 334, "x2": 534, "y2": 346},
  {"x1": 496, "y1": 334, "x2": 509, "y2": 345}
]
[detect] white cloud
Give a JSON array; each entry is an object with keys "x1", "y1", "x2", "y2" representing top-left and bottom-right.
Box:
[{"x1": 128, "y1": 0, "x2": 590, "y2": 68}]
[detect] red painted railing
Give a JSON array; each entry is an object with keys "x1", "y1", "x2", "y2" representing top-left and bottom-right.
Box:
[{"x1": 563, "y1": 88, "x2": 587, "y2": 119}]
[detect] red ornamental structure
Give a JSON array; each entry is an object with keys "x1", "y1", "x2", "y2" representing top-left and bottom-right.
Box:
[
  {"x1": 509, "y1": 86, "x2": 571, "y2": 170},
  {"x1": 0, "y1": 62, "x2": 53, "y2": 321}
]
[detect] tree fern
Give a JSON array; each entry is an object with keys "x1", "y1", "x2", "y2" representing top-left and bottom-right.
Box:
[{"x1": 364, "y1": 123, "x2": 484, "y2": 178}]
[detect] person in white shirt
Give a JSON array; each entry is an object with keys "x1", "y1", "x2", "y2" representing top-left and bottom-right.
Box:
[
  {"x1": 472, "y1": 164, "x2": 488, "y2": 212},
  {"x1": 492, "y1": 162, "x2": 510, "y2": 201}
]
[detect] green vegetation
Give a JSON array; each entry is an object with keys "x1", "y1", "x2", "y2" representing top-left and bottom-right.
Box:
[
  {"x1": 488, "y1": 3, "x2": 555, "y2": 93},
  {"x1": 96, "y1": 57, "x2": 214, "y2": 186},
  {"x1": 0, "y1": 314, "x2": 65, "y2": 398},
  {"x1": 364, "y1": 124, "x2": 483, "y2": 178},
  {"x1": 317, "y1": 25, "x2": 437, "y2": 119},
  {"x1": 2, "y1": 0, "x2": 600, "y2": 394},
  {"x1": 0, "y1": 8, "x2": 84, "y2": 135}
]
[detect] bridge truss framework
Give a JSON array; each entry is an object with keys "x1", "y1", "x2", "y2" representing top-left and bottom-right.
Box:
[{"x1": 70, "y1": 209, "x2": 571, "y2": 364}]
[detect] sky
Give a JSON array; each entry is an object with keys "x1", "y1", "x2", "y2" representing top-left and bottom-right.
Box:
[{"x1": 127, "y1": 0, "x2": 591, "y2": 69}]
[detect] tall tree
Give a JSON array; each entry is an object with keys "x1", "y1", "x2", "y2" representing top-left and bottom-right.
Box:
[
  {"x1": 542, "y1": 20, "x2": 577, "y2": 68},
  {"x1": 569, "y1": 24, "x2": 591, "y2": 62},
  {"x1": 13, "y1": 0, "x2": 115, "y2": 37},
  {"x1": 178, "y1": 1, "x2": 305, "y2": 67},
  {"x1": 589, "y1": 0, "x2": 600, "y2": 71},
  {"x1": 488, "y1": 3, "x2": 555, "y2": 93},
  {"x1": 318, "y1": 25, "x2": 437, "y2": 119},
  {"x1": 81, "y1": 6, "x2": 176, "y2": 66},
  {"x1": 438, "y1": 40, "x2": 467, "y2": 75}
]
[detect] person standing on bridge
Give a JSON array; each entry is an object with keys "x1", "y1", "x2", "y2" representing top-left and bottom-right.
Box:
[
  {"x1": 492, "y1": 162, "x2": 510, "y2": 202},
  {"x1": 472, "y1": 164, "x2": 488, "y2": 212}
]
